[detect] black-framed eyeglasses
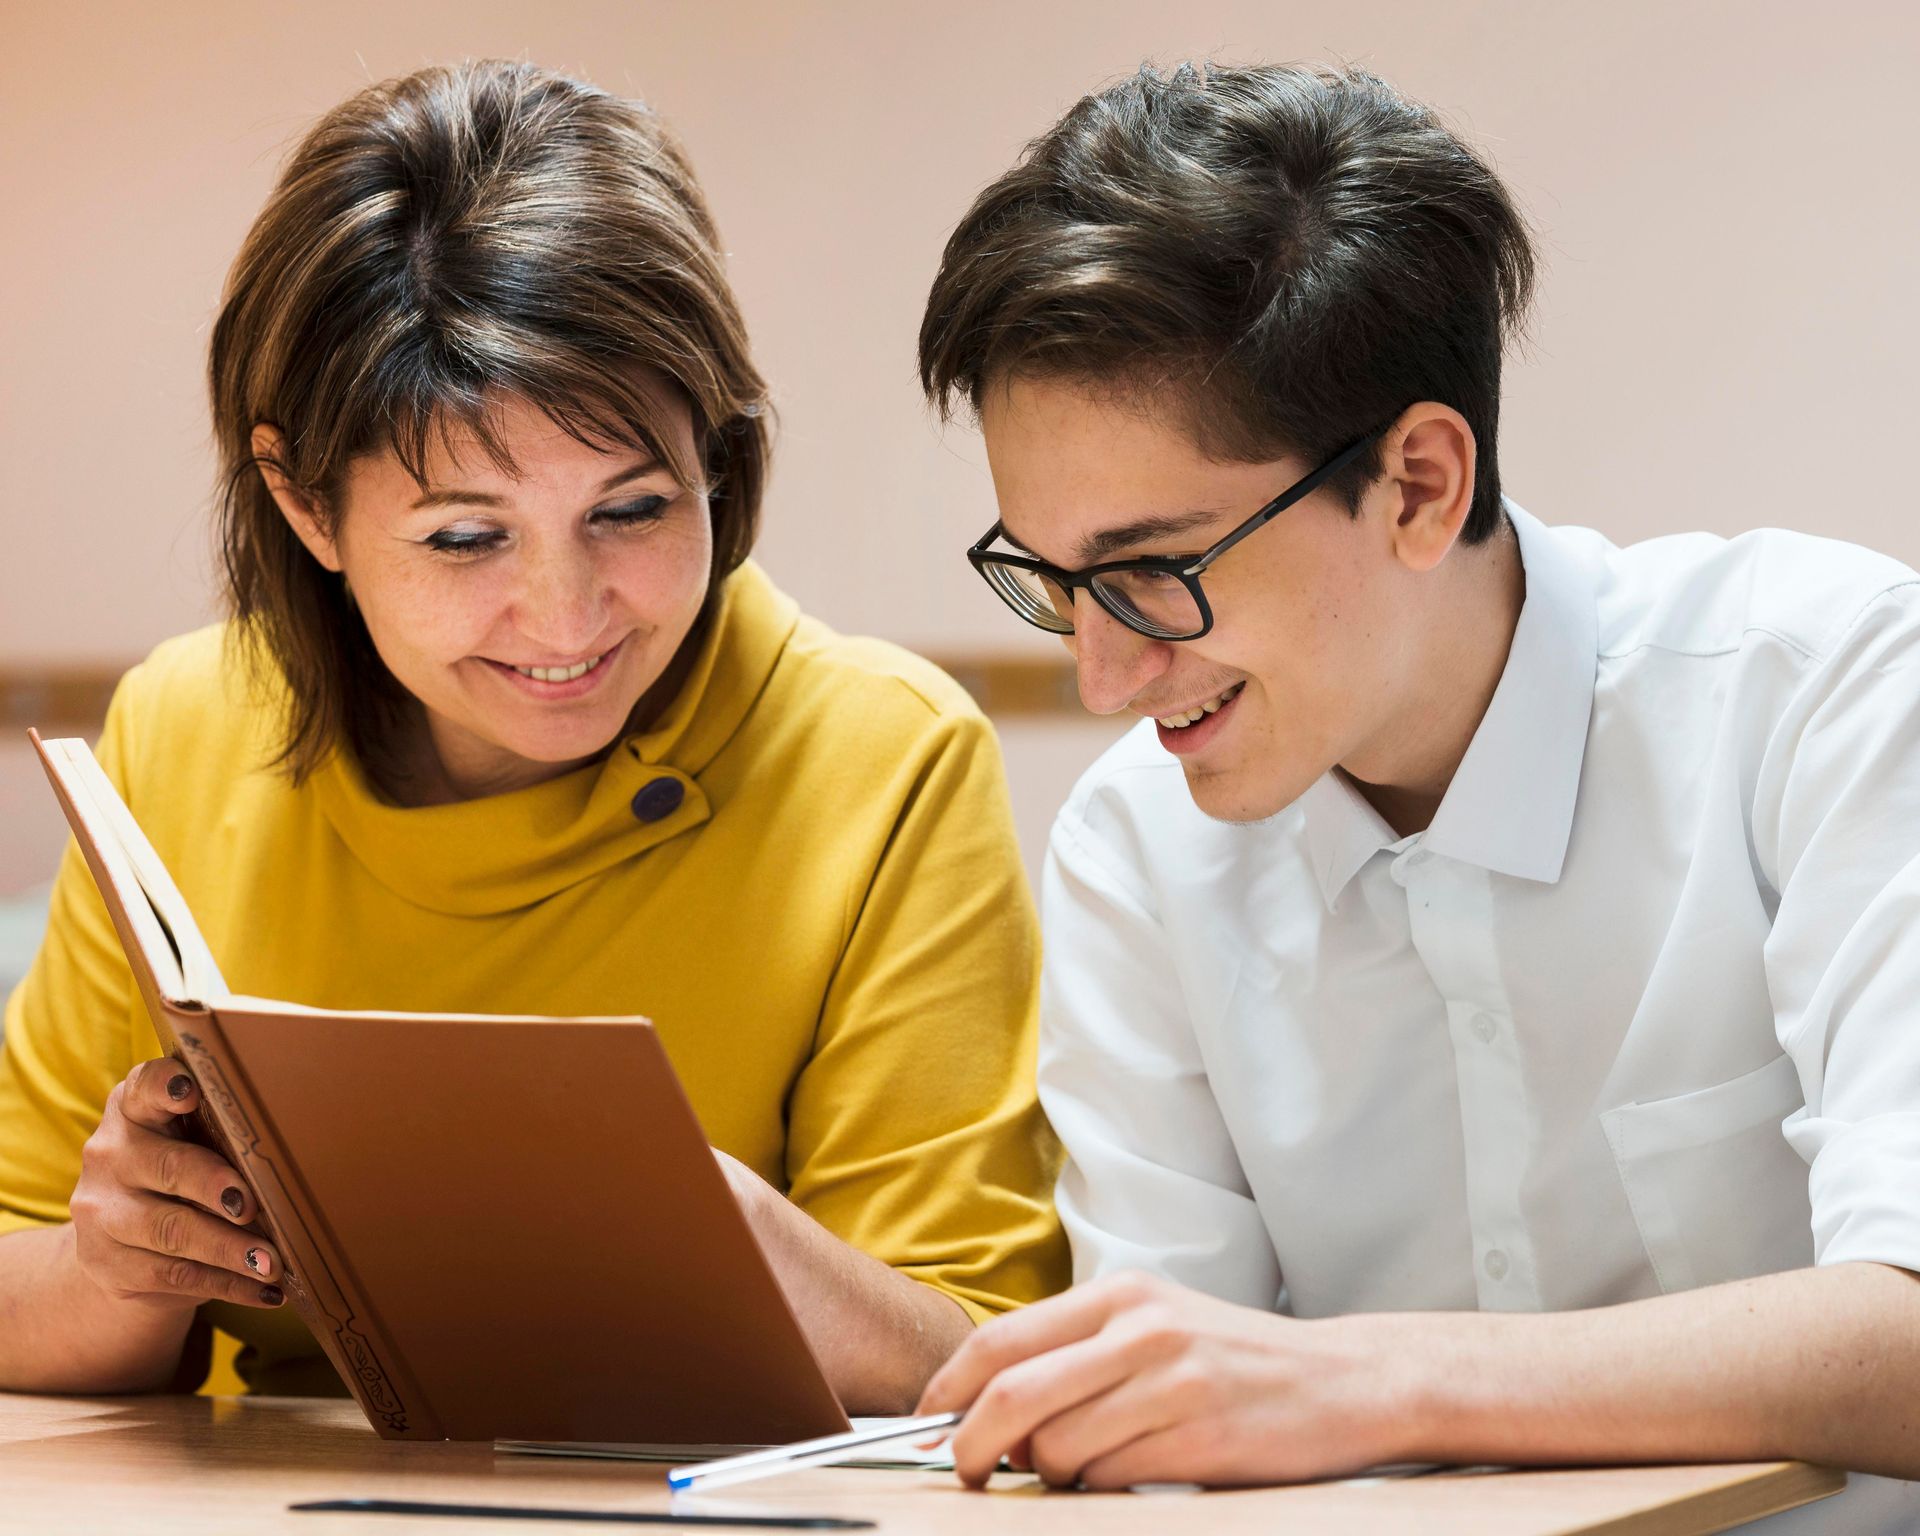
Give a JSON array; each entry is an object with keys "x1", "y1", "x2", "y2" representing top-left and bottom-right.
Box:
[{"x1": 966, "y1": 425, "x2": 1391, "y2": 641}]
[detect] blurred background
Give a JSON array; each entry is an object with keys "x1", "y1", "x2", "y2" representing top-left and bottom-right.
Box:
[{"x1": 3, "y1": 0, "x2": 1918, "y2": 990}]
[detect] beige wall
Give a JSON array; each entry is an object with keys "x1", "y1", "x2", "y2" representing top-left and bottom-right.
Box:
[{"x1": 3, "y1": 0, "x2": 1916, "y2": 888}]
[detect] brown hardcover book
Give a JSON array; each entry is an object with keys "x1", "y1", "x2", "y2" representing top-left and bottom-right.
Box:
[{"x1": 29, "y1": 728, "x2": 852, "y2": 1445}]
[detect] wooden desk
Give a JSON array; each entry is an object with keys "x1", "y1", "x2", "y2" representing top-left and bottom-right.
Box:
[{"x1": 0, "y1": 1393, "x2": 1841, "y2": 1535}]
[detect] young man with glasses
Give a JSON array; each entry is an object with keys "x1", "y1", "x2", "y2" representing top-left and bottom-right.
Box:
[{"x1": 912, "y1": 63, "x2": 1920, "y2": 1531}]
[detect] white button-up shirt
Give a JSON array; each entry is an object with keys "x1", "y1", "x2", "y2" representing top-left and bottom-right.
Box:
[{"x1": 1039, "y1": 505, "x2": 1920, "y2": 1533}]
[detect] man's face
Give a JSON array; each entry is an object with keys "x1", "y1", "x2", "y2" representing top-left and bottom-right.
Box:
[{"x1": 981, "y1": 377, "x2": 1419, "y2": 822}]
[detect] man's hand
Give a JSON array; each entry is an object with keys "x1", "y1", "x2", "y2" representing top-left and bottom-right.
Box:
[
  {"x1": 915, "y1": 1271, "x2": 1413, "y2": 1489},
  {"x1": 921, "y1": 1262, "x2": 1920, "y2": 1491}
]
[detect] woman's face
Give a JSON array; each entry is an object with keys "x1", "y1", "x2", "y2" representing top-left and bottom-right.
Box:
[{"x1": 260, "y1": 390, "x2": 713, "y2": 800}]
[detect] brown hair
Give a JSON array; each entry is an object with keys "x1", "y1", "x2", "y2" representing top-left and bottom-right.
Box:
[
  {"x1": 211, "y1": 59, "x2": 769, "y2": 784},
  {"x1": 919, "y1": 61, "x2": 1536, "y2": 542}
]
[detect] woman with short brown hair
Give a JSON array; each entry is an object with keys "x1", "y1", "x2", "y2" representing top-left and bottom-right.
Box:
[{"x1": 0, "y1": 59, "x2": 1064, "y2": 1411}]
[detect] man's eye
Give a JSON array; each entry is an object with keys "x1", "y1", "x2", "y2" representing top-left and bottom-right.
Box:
[{"x1": 594, "y1": 495, "x2": 670, "y2": 528}]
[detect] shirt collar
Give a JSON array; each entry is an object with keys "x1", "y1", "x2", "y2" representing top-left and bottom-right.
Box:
[
  {"x1": 310, "y1": 560, "x2": 799, "y2": 917},
  {"x1": 622, "y1": 559, "x2": 799, "y2": 775},
  {"x1": 1301, "y1": 502, "x2": 1599, "y2": 908}
]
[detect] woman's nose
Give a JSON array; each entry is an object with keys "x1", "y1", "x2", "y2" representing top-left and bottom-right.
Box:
[{"x1": 513, "y1": 542, "x2": 609, "y2": 654}]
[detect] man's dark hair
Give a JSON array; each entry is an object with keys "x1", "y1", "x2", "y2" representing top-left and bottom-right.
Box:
[{"x1": 919, "y1": 61, "x2": 1537, "y2": 543}]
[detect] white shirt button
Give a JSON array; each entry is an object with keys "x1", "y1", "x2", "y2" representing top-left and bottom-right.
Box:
[
  {"x1": 1471, "y1": 1013, "x2": 1497, "y2": 1044},
  {"x1": 1483, "y1": 1248, "x2": 1510, "y2": 1281}
]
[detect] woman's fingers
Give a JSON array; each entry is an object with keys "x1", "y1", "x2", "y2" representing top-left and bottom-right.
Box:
[
  {"x1": 123, "y1": 1118, "x2": 256, "y2": 1226},
  {"x1": 92, "y1": 1188, "x2": 279, "y2": 1286},
  {"x1": 74, "y1": 1059, "x2": 282, "y2": 1306},
  {"x1": 117, "y1": 1057, "x2": 203, "y2": 1132},
  {"x1": 119, "y1": 1247, "x2": 286, "y2": 1310},
  {"x1": 123, "y1": 1189, "x2": 277, "y2": 1281}
]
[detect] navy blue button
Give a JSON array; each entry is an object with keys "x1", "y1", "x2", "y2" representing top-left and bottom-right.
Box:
[{"x1": 630, "y1": 777, "x2": 685, "y2": 824}]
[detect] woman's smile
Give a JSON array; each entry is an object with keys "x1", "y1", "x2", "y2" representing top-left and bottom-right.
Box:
[{"x1": 479, "y1": 634, "x2": 628, "y2": 701}]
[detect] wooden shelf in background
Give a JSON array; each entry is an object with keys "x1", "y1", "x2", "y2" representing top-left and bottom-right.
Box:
[
  {"x1": 1, "y1": 654, "x2": 1089, "y2": 738},
  {"x1": 924, "y1": 654, "x2": 1086, "y2": 718},
  {"x1": 0, "y1": 667, "x2": 122, "y2": 737}
]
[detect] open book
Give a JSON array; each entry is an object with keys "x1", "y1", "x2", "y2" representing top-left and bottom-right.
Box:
[{"x1": 29, "y1": 730, "x2": 851, "y2": 1445}]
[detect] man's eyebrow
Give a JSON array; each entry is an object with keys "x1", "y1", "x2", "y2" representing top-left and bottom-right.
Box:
[
  {"x1": 1072, "y1": 508, "x2": 1224, "y2": 566},
  {"x1": 409, "y1": 455, "x2": 663, "y2": 511}
]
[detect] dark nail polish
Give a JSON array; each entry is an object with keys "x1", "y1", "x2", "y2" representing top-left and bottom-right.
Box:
[
  {"x1": 245, "y1": 1248, "x2": 262, "y2": 1273},
  {"x1": 167, "y1": 1074, "x2": 192, "y2": 1101},
  {"x1": 220, "y1": 1187, "x2": 246, "y2": 1218},
  {"x1": 259, "y1": 1285, "x2": 284, "y2": 1306}
]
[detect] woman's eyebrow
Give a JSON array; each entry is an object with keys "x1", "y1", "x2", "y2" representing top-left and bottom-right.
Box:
[{"x1": 408, "y1": 455, "x2": 664, "y2": 511}]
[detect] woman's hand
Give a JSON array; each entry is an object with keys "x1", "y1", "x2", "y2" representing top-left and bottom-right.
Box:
[
  {"x1": 712, "y1": 1146, "x2": 768, "y2": 1219},
  {"x1": 711, "y1": 1147, "x2": 975, "y2": 1413},
  {"x1": 69, "y1": 1058, "x2": 285, "y2": 1312}
]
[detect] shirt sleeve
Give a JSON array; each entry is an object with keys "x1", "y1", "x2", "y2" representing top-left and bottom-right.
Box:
[
  {"x1": 1758, "y1": 585, "x2": 1920, "y2": 1272},
  {"x1": 0, "y1": 675, "x2": 149, "y2": 1237},
  {"x1": 782, "y1": 706, "x2": 1068, "y2": 1323},
  {"x1": 1036, "y1": 789, "x2": 1282, "y2": 1310}
]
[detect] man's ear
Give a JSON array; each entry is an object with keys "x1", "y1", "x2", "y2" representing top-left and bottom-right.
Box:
[
  {"x1": 250, "y1": 424, "x2": 343, "y2": 573},
  {"x1": 1378, "y1": 404, "x2": 1477, "y2": 574}
]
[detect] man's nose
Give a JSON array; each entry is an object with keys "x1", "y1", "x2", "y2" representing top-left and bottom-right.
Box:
[{"x1": 1067, "y1": 599, "x2": 1172, "y2": 716}]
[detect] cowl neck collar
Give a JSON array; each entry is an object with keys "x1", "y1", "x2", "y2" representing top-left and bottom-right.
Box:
[{"x1": 308, "y1": 561, "x2": 799, "y2": 916}]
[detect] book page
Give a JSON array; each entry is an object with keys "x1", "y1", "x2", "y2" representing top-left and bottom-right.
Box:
[{"x1": 47, "y1": 737, "x2": 230, "y2": 1005}]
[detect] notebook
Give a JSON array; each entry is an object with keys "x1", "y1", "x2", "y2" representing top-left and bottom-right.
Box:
[
  {"x1": 29, "y1": 729, "x2": 852, "y2": 1446},
  {"x1": 497, "y1": 1419, "x2": 956, "y2": 1471}
]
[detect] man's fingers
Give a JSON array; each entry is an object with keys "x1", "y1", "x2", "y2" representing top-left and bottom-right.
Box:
[
  {"x1": 128, "y1": 1249, "x2": 286, "y2": 1310},
  {"x1": 118, "y1": 1058, "x2": 201, "y2": 1131},
  {"x1": 1025, "y1": 1367, "x2": 1186, "y2": 1488},
  {"x1": 1074, "y1": 1421, "x2": 1212, "y2": 1492},
  {"x1": 944, "y1": 1324, "x2": 1163, "y2": 1487},
  {"x1": 918, "y1": 1272, "x2": 1160, "y2": 1416}
]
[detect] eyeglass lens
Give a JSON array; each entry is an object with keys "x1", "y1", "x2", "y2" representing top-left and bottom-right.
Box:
[
  {"x1": 1088, "y1": 568, "x2": 1203, "y2": 639},
  {"x1": 981, "y1": 560, "x2": 1203, "y2": 640},
  {"x1": 981, "y1": 562, "x2": 1075, "y2": 633}
]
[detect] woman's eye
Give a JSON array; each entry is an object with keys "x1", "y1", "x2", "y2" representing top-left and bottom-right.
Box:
[
  {"x1": 593, "y1": 495, "x2": 670, "y2": 528},
  {"x1": 419, "y1": 495, "x2": 668, "y2": 558},
  {"x1": 423, "y1": 528, "x2": 505, "y2": 556}
]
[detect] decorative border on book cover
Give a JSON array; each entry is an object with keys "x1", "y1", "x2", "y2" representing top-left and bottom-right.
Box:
[{"x1": 178, "y1": 1031, "x2": 413, "y2": 1434}]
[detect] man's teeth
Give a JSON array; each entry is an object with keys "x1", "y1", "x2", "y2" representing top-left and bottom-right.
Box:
[
  {"x1": 513, "y1": 653, "x2": 603, "y2": 683},
  {"x1": 1157, "y1": 682, "x2": 1244, "y2": 729}
]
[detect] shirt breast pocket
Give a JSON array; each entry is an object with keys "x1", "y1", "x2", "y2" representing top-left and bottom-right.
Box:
[{"x1": 1600, "y1": 1053, "x2": 1815, "y2": 1294}]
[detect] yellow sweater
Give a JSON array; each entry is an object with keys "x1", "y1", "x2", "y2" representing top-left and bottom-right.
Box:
[{"x1": 0, "y1": 562, "x2": 1066, "y2": 1394}]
